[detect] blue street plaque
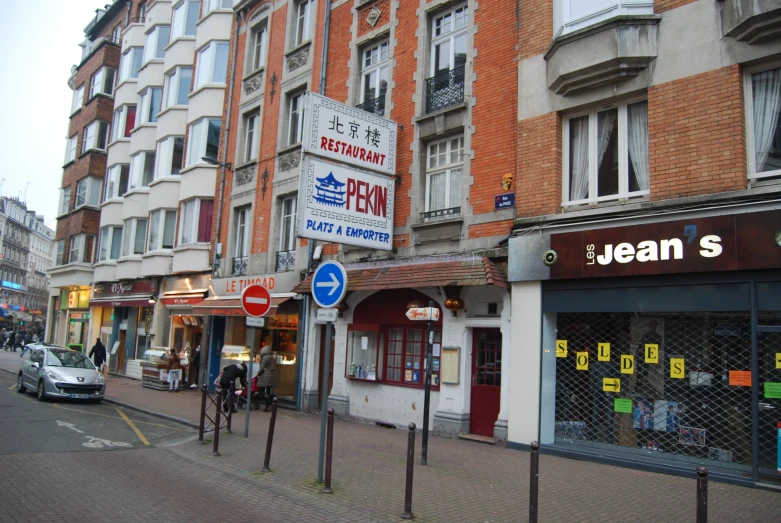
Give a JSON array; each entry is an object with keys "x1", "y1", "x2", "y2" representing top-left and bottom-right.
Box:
[
  {"x1": 311, "y1": 260, "x2": 348, "y2": 309},
  {"x1": 494, "y1": 193, "x2": 515, "y2": 209}
]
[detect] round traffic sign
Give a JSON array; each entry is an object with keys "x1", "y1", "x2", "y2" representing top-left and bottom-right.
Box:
[
  {"x1": 311, "y1": 261, "x2": 347, "y2": 309},
  {"x1": 241, "y1": 284, "x2": 271, "y2": 317}
]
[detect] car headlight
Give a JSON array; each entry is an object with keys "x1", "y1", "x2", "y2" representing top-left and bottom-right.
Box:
[
  {"x1": 47, "y1": 371, "x2": 64, "y2": 381},
  {"x1": 96, "y1": 374, "x2": 105, "y2": 384}
]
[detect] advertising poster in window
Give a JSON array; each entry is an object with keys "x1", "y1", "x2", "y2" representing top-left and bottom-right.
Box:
[{"x1": 297, "y1": 156, "x2": 395, "y2": 251}]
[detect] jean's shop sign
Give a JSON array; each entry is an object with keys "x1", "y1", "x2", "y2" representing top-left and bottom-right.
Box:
[
  {"x1": 302, "y1": 92, "x2": 397, "y2": 176},
  {"x1": 298, "y1": 156, "x2": 395, "y2": 251}
]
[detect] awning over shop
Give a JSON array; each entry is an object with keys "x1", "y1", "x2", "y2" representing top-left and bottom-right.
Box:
[
  {"x1": 191, "y1": 295, "x2": 294, "y2": 316},
  {"x1": 89, "y1": 295, "x2": 154, "y2": 307},
  {"x1": 160, "y1": 289, "x2": 208, "y2": 306},
  {"x1": 293, "y1": 257, "x2": 508, "y2": 294}
]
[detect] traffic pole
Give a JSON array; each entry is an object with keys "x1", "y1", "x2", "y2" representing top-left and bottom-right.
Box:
[
  {"x1": 261, "y1": 397, "x2": 278, "y2": 473},
  {"x1": 212, "y1": 389, "x2": 222, "y2": 457},
  {"x1": 226, "y1": 384, "x2": 234, "y2": 433},
  {"x1": 696, "y1": 465, "x2": 708, "y2": 523},
  {"x1": 402, "y1": 422, "x2": 416, "y2": 519},
  {"x1": 529, "y1": 441, "x2": 540, "y2": 523},
  {"x1": 321, "y1": 408, "x2": 334, "y2": 494},
  {"x1": 244, "y1": 326, "x2": 256, "y2": 438},
  {"x1": 318, "y1": 320, "x2": 333, "y2": 482},
  {"x1": 421, "y1": 301, "x2": 434, "y2": 466},
  {"x1": 198, "y1": 384, "x2": 208, "y2": 443}
]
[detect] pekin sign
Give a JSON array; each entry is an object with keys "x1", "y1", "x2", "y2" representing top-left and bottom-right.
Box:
[
  {"x1": 298, "y1": 156, "x2": 395, "y2": 251},
  {"x1": 302, "y1": 93, "x2": 397, "y2": 176}
]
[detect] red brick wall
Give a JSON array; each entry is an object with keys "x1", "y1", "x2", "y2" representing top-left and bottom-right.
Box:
[
  {"x1": 655, "y1": 0, "x2": 698, "y2": 14},
  {"x1": 468, "y1": 219, "x2": 514, "y2": 239},
  {"x1": 516, "y1": 112, "x2": 562, "y2": 218},
  {"x1": 324, "y1": 2, "x2": 352, "y2": 102},
  {"x1": 358, "y1": 0, "x2": 390, "y2": 37},
  {"x1": 648, "y1": 65, "x2": 746, "y2": 201},
  {"x1": 519, "y1": 0, "x2": 553, "y2": 61}
]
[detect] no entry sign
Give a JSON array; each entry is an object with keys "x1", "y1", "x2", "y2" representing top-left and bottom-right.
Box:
[{"x1": 241, "y1": 284, "x2": 271, "y2": 317}]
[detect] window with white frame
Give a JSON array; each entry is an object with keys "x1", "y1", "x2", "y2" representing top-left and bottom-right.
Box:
[
  {"x1": 71, "y1": 85, "x2": 84, "y2": 114},
  {"x1": 82, "y1": 121, "x2": 110, "y2": 152},
  {"x1": 129, "y1": 151, "x2": 156, "y2": 189},
  {"x1": 98, "y1": 226, "x2": 123, "y2": 261},
  {"x1": 64, "y1": 135, "x2": 78, "y2": 164},
  {"x1": 137, "y1": 87, "x2": 162, "y2": 124},
  {"x1": 89, "y1": 67, "x2": 116, "y2": 98},
  {"x1": 554, "y1": 0, "x2": 653, "y2": 36},
  {"x1": 119, "y1": 46, "x2": 144, "y2": 82},
  {"x1": 171, "y1": 0, "x2": 199, "y2": 39},
  {"x1": 143, "y1": 25, "x2": 170, "y2": 64},
  {"x1": 195, "y1": 41, "x2": 229, "y2": 88},
  {"x1": 121, "y1": 218, "x2": 148, "y2": 256},
  {"x1": 425, "y1": 136, "x2": 463, "y2": 216},
  {"x1": 563, "y1": 100, "x2": 649, "y2": 205},
  {"x1": 111, "y1": 24, "x2": 121, "y2": 43},
  {"x1": 75, "y1": 177, "x2": 101, "y2": 208},
  {"x1": 179, "y1": 198, "x2": 214, "y2": 244},
  {"x1": 243, "y1": 110, "x2": 259, "y2": 162},
  {"x1": 431, "y1": 4, "x2": 468, "y2": 79},
  {"x1": 287, "y1": 92, "x2": 303, "y2": 146},
  {"x1": 155, "y1": 136, "x2": 185, "y2": 177},
  {"x1": 163, "y1": 67, "x2": 192, "y2": 108},
  {"x1": 250, "y1": 21, "x2": 268, "y2": 71},
  {"x1": 746, "y1": 65, "x2": 781, "y2": 180},
  {"x1": 279, "y1": 196, "x2": 297, "y2": 253},
  {"x1": 361, "y1": 41, "x2": 389, "y2": 107},
  {"x1": 148, "y1": 209, "x2": 177, "y2": 250},
  {"x1": 104, "y1": 164, "x2": 129, "y2": 200},
  {"x1": 111, "y1": 104, "x2": 137, "y2": 142},
  {"x1": 59, "y1": 187, "x2": 71, "y2": 216},
  {"x1": 203, "y1": 0, "x2": 233, "y2": 15},
  {"x1": 55, "y1": 239, "x2": 65, "y2": 265},
  {"x1": 294, "y1": 0, "x2": 313, "y2": 47},
  {"x1": 186, "y1": 118, "x2": 221, "y2": 165},
  {"x1": 233, "y1": 206, "x2": 250, "y2": 258},
  {"x1": 69, "y1": 234, "x2": 95, "y2": 264}
]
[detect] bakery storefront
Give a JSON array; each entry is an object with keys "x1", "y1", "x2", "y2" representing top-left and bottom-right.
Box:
[{"x1": 507, "y1": 208, "x2": 781, "y2": 486}]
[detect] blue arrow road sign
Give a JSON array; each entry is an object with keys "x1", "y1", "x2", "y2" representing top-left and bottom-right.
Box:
[{"x1": 311, "y1": 260, "x2": 348, "y2": 309}]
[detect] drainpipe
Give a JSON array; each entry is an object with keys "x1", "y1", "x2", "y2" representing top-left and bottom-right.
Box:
[{"x1": 125, "y1": 1, "x2": 131, "y2": 27}]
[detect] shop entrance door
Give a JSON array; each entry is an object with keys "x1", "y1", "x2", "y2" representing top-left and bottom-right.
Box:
[
  {"x1": 757, "y1": 327, "x2": 781, "y2": 485},
  {"x1": 318, "y1": 325, "x2": 335, "y2": 407},
  {"x1": 470, "y1": 329, "x2": 502, "y2": 437}
]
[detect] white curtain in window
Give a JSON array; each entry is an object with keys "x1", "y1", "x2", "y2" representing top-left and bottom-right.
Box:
[
  {"x1": 597, "y1": 109, "x2": 616, "y2": 167},
  {"x1": 429, "y1": 172, "x2": 446, "y2": 211},
  {"x1": 627, "y1": 101, "x2": 650, "y2": 191},
  {"x1": 752, "y1": 68, "x2": 781, "y2": 172},
  {"x1": 569, "y1": 116, "x2": 589, "y2": 201}
]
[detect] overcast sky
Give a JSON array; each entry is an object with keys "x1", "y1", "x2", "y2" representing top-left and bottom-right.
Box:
[{"x1": 0, "y1": 1, "x2": 107, "y2": 229}]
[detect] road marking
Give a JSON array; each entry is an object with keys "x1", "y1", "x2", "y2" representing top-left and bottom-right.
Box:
[
  {"x1": 49, "y1": 403, "x2": 189, "y2": 431},
  {"x1": 83, "y1": 435, "x2": 132, "y2": 449},
  {"x1": 56, "y1": 420, "x2": 84, "y2": 433},
  {"x1": 116, "y1": 407, "x2": 151, "y2": 446},
  {"x1": 7, "y1": 384, "x2": 14, "y2": 390}
]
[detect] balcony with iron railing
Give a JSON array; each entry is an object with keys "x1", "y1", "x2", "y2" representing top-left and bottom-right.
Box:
[
  {"x1": 425, "y1": 65, "x2": 465, "y2": 114},
  {"x1": 357, "y1": 95, "x2": 386, "y2": 117},
  {"x1": 420, "y1": 206, "x2": 460, "y2": 221},
  {"x1": 275, "y1": 250, "x2": 295, "y2": 272},
  {"x1": 231, "y1": 256, "x2": 248, "y2": 276}
]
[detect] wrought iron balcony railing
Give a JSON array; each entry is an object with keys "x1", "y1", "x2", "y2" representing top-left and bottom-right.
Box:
[
  {"x1": 276, "y1": 250, "x2": 295, "y2": 273},
  {"x1": 357, "y1": 95, "x2": 386, "y2": 117},
  {"x1": 129, "y1": 16, "x2": 146, "y2": 24},
  {"x1": 425, "y1": 65, "x2": 465, "y2": 114},
  {"x1": 232, "y1": 256, "x2": 248, "y2": 276},
  {"x1": 420, "y1": 206, "x2": 460, "y2": 221}
]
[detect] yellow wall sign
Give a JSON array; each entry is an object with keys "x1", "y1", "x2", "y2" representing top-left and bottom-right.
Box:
[
  {"x1": 576, "y1": 352, "x2": 589, "y2": 370},
  {"x1": 621, "y1": 355, "x2": 634, "y2": 374},
  {"x1": 603, "y1": 378, "x2": 620, "y2": 393},
  {"x1": 645, "y1": 344, "x2": 659, "y2": 364},
  {"x1": 670, "y1": 358, "x2": 685, "y2": 379},
  {"x1": 776, "y1": 353, "x2": 781, "y2": 369},
  {"x1": 556, "y1": 340, "x2": 568, "y2": 358},
  {"x1": 598, "y1": 343, "x2": 611, "y2": 361}
]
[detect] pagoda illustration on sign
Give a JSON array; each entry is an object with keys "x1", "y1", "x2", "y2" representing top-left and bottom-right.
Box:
[{"x1": 313, "y1": 172, "x2": 346, "y2": 207}]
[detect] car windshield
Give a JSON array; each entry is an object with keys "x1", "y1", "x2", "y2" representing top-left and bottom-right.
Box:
[{"x1": 46, "y1": 350, "x2": 94, "y2": 369}]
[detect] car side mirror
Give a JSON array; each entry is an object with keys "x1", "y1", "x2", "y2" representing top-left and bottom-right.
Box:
[{"x1": 31, "y1": 362, "x2": 40, "y2": 369}]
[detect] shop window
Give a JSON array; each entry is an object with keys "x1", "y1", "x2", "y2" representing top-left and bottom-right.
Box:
[
  {"x1": 745, "y1": 64, "x2": 781, "y2": 181},
  {"x1": 346, "y1": 327, "x2": 381, "y2": 381}
]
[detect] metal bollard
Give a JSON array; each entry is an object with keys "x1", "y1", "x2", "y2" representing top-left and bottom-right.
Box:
[
  {"x1": 529, "y1": 441, "x2": 540, "y2": 523},
  {"x1": 401, "y1": 422, "x2": 416, "y2": 520},
  {"x1": 696, "y1": 466, "x2": 708, "y2": 523},
  {"x1": 261, "y1": 397, "x2": 278, "y2": 473},
  {"x1": 212, "y1": 390, "x2": 222, "y2": 457},
  {"x1": 226, "y1": 385, "x2": 234, "y2": 434},
  {"x1": 198, "y1": 384, "x2": 208, "y2": 443},
  {"x1": 322, "y1": 408, "x2": 334, "y2": 494}
]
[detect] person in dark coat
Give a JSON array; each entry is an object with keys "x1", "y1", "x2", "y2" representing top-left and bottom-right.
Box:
[
  {"x1": 14, "y1": 331, "x2": 22, "y2": 352},
  {"x1": 256, "y1": 345, "x2": 277, "y2": 411},
  {"x1": 189, "y1": 346, "x2": 201, "y2": 388},
  {"x1": 218, "y1": 362, "x2": 247, "y2": 413},
  {"x1": 89, "y1": 338, "x2": 107, "y2": 369}
]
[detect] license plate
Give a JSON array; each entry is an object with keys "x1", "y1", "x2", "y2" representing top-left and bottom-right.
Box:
[{"x1": 70, "y1": 394, "x2": 90, "y2": 399}]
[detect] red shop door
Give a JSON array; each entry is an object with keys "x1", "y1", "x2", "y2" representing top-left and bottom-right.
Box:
[{"x1": 470, "y1": 329, "x2": 502, "y2": 437}]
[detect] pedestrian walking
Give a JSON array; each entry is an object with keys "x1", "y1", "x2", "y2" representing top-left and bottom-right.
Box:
[
  {"x1": 89, "y1": 338, "x2": 107, "y2": 374},
  {"x1": 14, "y1": 331, "x2": 22, "y2": 352},
  {"x1": 217, "y1": 362, "x2": 247, "y2": 413},
  {"x1": 256, "y1": 344, "x2": 277, "y2": 412},
  {"x1": 1, "y1": 328, "x2": 7, "y2": 351},
  {"x1": 166, "y1": 348, "x2": 183, "y2": 392},
  {"x1": 189, "y1": 345, "x2": 201, "y2": 388}
]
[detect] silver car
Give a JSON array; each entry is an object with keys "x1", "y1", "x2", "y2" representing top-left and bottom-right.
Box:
[{"x1": 16, "y1": 345, "x2": 105, "y2": 403}]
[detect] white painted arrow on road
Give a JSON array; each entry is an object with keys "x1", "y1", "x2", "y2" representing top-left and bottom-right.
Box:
[
  {"x1": 316, "y1": 272, "x2": 340, "y2": 296},
  {"x1": 56, "y1": 420, "x2": 84, "y2": 433}
]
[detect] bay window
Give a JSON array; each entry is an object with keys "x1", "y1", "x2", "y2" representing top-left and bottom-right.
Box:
[
  {"x1": 148, "y1": 209, "x2": 177, "y2": 250},
  {"x1": 746, "y1": 65, "x2": 781, "y2": 180},
  {"x1": 555, "y1": 0, "x2": 653, "y2": 36},
  {"x1": 82, "y1": 121, "x2": 110, "y2": 152},
  {"x1": 90, "y1": 67, "x2": 116, "y2": 98},
  {"x1": 294, "y1": 0, "x2": 313, "y2": 47},
  {"x1": 69, "y1": 234, "x2": 95, "y2": 264},
  {"x1": 203, "y1": 0, "x2": 233, "y2": 15},
  {"x1": 59, "y1": 187, "x2": 71, "y2": 216},
  {"x1": 143, "y1": 25, "x2": 170, "y2": 64},
  {"x1": 251, "y1": 22, "x2": 267, "y2": 71},
  {"x1": 98, "y1": 226, "x2": 123, "y2": 261},
  {"x1": 287, "y1": 92, "x2": 303, "y2": 146},
  {"x1": 171, "y1": 0, "x2": 199, "y2": 39},
  {"x1": 111, "y1": 104, "x2": 136, "y2": 142},
  {"x1": 195, "y1": 41, "x2": 229, "y2": 88},
  {"x1": 75, "y1": 177, "x2": 101, "y2": 208},
  {"x1": 64, "y1": 135, "x2": 78, "y2": 164},
  {"x1": 163, "y1": 66, "x2": 192, "y2": 108},
  {"x1": 55, "y1": 240, "x2": 65, "y2": 265},
  {"x1": 121, "y1": 218, "x2": 148, "y2": 256},
  {"x1": 562, "y1": 99, "x2": 649, "y2": 205},
  {"x1": 129, "y1": 151, "x2": 156, "y2": 189},
  {"x1": 137, "y1": 87, "x2": 162, "y2": 124},
  {"x1": 186, "y1": 118, "x2": 221, "y2": 166},
  {"x1": 179, "y1": 198, "x2": 214, "y2": 245},
  {"x1": 119, "y1": 47, "x2": 144, "y2": 82},
  {"x1": 424, "y1": 136, "x2": 463, "y2": 218},
  {"x1": 359, "y1": 41, "x2": 388, "y2": 115},
  {"x1": 104, "y1": 164, "x2": 129, "y2": 200},
  {"x1": 71, "y1": 85, "x2": 84, "y2": 114},
  {"x1": 155, "y1": 136, "x2": 185, "y2": 177},
  {"x1": 243, "y1": 111, "x2": 259, "y2": 162}
]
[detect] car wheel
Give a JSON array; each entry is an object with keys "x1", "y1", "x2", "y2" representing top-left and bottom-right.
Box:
[
  {"x1": 16, "y1": 373, "x2": 26, "y2": 393},
  {"x1": 36, "y1": 381, "x2": 47, "y2": 402}
]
